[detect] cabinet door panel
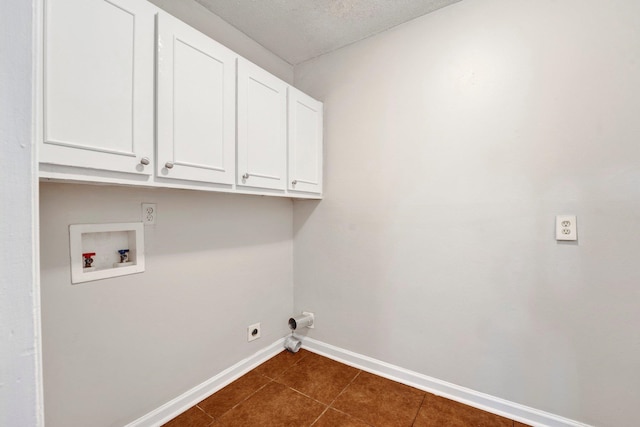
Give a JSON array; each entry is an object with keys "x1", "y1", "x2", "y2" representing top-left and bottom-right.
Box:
[
  {"x1": 42, "y1": 0, "x2": 154, "y2": 174},
  {"x1": 237, "y1": 59, "x2": 287, "y2": 191},
  {"x1": 157, "y1": 13, "x2": 236, "y2": 184},
  {"x1": 288, "y1": 88, "x2": 323, "y2": 194}
]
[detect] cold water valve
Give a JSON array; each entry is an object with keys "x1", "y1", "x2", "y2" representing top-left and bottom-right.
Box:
[
  {"x1": 114, "y1": 249, "x2": 132, "y2": 268},
  {"x1": 118, "y1": 249, "x2": 129, "y2": 263}
]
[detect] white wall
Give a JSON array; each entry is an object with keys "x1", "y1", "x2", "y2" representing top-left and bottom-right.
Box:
[
  {"x1": 293, "y1": 1, "x2": 640, "y2": 426},
  {"x1": 40, "y1": 183, "x2": 293, "y2": 427},
  {"x1": 0, "y1": 0, "x2": 43, "y2": 426},
  {"x1": 38, "y1": 3, "x2": 296, "y2": 426},
  {"x1": 148, "y1": 0, "x2": 293, "y2": 83}
]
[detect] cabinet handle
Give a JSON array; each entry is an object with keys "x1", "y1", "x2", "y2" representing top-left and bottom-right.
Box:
[
  {"x1": 165, "y1": 162, "x2": 174, "y2": 169},
  {"x1": 140, "y1": 157, "x2": 150, "y2": 166},
  {"x1": 291, "y1": 180, "x2": 297, "y2": 185},
  {"x1": 242, "y1": 173, "x2": 249, "y2": 180}
]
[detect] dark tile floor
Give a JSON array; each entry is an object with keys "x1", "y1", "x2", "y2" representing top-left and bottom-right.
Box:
[{"x1": 163, "y1": 349, "x2": 530, "y2": 427}]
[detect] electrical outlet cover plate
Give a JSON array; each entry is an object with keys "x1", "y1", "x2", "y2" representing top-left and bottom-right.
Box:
[
  {"x1": 142, "y1": 203, "x2": 156, "y2": 225},
  {"x1": 247, "y1": 323, "x2": 261, "y2": 342},
  {"x1": 556, "y1": 215, "x2": 577, "y2": 241}
]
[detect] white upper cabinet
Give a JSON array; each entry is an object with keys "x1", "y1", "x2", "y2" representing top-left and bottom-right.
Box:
[
  {"x1": 237, "y1": 59, "x2": 288, "y2": 191},
  {"x1": 288, "y1": 88, "x2": 323, "y2": 195},
  {"x1": 156, "y1": 13, "x2": 236, "y2": 185},
  {"x1": 39, "y1": 2, "x2": 323, "y2": 198},
  {"x1": 41, "y1": 0, "x2": 155, "y2": 175}
]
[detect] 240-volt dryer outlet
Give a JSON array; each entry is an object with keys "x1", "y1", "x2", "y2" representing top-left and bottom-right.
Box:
[{"x1": 247, "y1": 323, "x2": 261, "y2": 342}]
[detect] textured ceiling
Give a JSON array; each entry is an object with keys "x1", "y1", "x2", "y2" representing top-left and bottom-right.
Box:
[{"x1": 194, "y1": 0, "x2": 462, "y2": 64}]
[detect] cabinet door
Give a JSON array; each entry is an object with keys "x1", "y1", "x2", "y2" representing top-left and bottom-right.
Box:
[
  {"x1": 41, "y1": 0, "x2": 154, "y2": 175},
  {"x1": 157, "y1": 13, "x2": 236, "y2": 185},
  {"x1": 237, "y1": 59, "x2": 287, "y2": 191},
  {"x1": 288, "y1": 88, "x2": 323, "y2": 194}
]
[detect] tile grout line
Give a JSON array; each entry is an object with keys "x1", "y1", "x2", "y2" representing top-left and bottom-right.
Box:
[
  {"x1": 328, "y1": 370, "x2": 361, "y2": 407},
  {"x1": 330, "y1": 370, "x2": 425, "y2": 427},
  {"x1": 201, "y1": 378, "x2": 274, "y2": 421},
  {"x1": 308, "y1": 369, "x2": 364, "y2": 427},
  {"x1": 323, "y1": 370, "x2": 376, "y2": 426},
  {"x1": 286, "y1": 384, "x2": 332, "y2": 408},
  {"x1": 275, "y1": 383, "x2": 336, "y2": 426},
  {"x1": 329, "y1": 406, "x2": 375, "y2": 427},
  {"x1": 194, "y1": 404, "x2": 215, "y2": 421},
  {"x1": 164, "y1": 405, "x2": 214, "y2": 427},
  {"x1": 307, "y1": 404, "x2": 330, "y2": 426},
  {"x1": 168, "y1": 350, "x2": 527, "y2": 427},
  {"x1": 198, "y1": 350, "x2": 312, "y2": 422},
  {"x1": 260, "y1": 350, "x2": 311, "y2": 381},
  {"x1": 410, "y1": 392, "x2": 428, "y2": 427},
  {"x1": 273, "y1": 352, "x2": 363, "y2": 426},
  {"x1": 232, "y1": 379, "x2": 273, "y2": 410},
  {"x1": 307, "y1": 365, "x2": 371, "y2": 426}
]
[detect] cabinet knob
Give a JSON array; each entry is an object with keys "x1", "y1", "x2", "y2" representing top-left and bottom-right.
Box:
[
  {"x1": 139, "y1": 157, "x2": 150, "y2": 166},
  {"x1": 165, "y1": 162, "x2": 174, "y2": 169},
  {"x1": 242, "y1": 173, "x2": 249, "y2": 180},
  {"x1": 292, "y1": 180, "x2": 297, "y2": 185}
]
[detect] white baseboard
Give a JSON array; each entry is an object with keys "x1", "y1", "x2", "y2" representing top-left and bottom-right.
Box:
[
  {"x1": 300, "y1": 337, "x2": 592, "y2": 427},
  {"x1": 124, "y1": 338, "x2": 286, "y2": 427},
  {"x1": 125, "y1": 336, "x2": 591, "y2": 427}
]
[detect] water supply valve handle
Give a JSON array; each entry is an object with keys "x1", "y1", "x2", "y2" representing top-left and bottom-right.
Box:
[
  {"x1": 117, "y1": 249, "x2": 130, "y2": 263},
  {"x1": 82, "y1": 252, "x2": 96, "y2": 269}
]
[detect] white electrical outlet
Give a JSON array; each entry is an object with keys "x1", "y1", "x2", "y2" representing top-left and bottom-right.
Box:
[
  {"x1": 142, "y1": 203, "x2": 156, "y2": 225},
  {"x1": 247, "y1": 323, "x2": 261, "y2": 342},
  {"x1": 556, "y1": 215, "x2": 577, "y2": 241}
]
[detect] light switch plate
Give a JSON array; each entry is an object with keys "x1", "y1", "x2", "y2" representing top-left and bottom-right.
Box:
[{"x1": 556, "y1": 215, "x2": 577, "y2": 241}]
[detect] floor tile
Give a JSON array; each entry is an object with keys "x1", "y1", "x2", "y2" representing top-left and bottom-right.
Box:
[
  {"x1": 253, "y1": 349, "x2": 310, "y2": 379},
  {"x1": 162, "y1": 351, "x2": 522, "y2": 427},
  {"x1": 162, "y1": 406, "x2": 214, "y2": 427},
  {"x1": 312, "y1": 408, "x2": 371, "y2": 427},
  {"x1": 198, "y1": 370, "x2": 271, "y2": 418},
  {"x1": 331, "y1": 371, "x2": 425, "y2": 427},
  {"x1": 276, "y1": 352, "x2": 360, "y2": 404},
  {"x1": 215, "y1": 381, "x2": 326, "y2": 427},
  {"x1": 413, "y1": 393, "x2": 512, "y2": 427}
]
